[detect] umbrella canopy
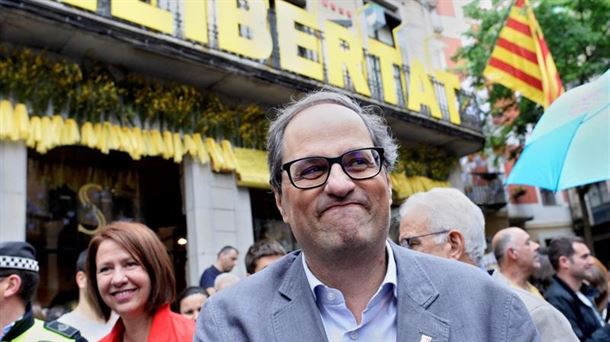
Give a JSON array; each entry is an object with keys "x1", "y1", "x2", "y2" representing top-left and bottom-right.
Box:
[{"x1": 506, "y1": 69, "x2": 610, "y2": 191}]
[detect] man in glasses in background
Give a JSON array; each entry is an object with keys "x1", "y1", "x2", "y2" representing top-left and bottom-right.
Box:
[
  {"x1": 398, "y1": 187, "x2": 486, "y2": 265},
  {"x1": 195, "y1": 91, "x2": 538, "y2": 341}
]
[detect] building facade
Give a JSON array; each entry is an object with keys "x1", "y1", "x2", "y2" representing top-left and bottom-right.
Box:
[{"x1": 0, "y1": 0, "x2": 483, "y2": 305}]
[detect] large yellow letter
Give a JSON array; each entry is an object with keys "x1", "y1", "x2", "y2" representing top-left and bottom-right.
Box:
[
  {"x1": 111, "y1": 0, "x2": 173, "y2": 34},
  {"x1": 324, "y1": 21, "x2": 370, "y2": 96},
  {"x1": 276, "y1": 0, "x2": 323, "y2": 81},
  {"x1": 367, "y1": 39, "x2": 404, "y2": 105},
  {"x1": 61, "y1": 0, "x2": 97, "y2": 12},
  {"x1": 216, "y1": 0, "x2": 272, "y2": 60},
  {"x1": 435, "y1": 70, "x2": 461, "y2": 125},
  {"x1": 183, "y1": 0, "x2": 208, "y2": 45},
  {"x1": 407, "y1": 59, "x2": 441, "y2": 119}
]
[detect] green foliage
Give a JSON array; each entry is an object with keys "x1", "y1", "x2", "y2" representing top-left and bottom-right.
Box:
[
  {"x1": 0, "y1": 44, "x2": 269, "y2": 149},
  {"x1": 396, "y1": 145, "x2": 457, "y2": 181},
  {"x1": 454, "y1": 0, "x2": 610, "y2": 158}
]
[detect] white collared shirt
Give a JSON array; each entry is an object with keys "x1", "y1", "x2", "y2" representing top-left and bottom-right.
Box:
[{"x1": 302, "y1": 241, "x2": 398, "y2": 342}]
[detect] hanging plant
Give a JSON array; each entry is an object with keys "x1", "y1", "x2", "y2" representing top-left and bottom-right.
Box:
[
  {"x1": 0, "y1": 44, "x2": 270, "y2": 149},
  {"x1": 398, "y1": 145, "x2": 457, "y2": 181}
]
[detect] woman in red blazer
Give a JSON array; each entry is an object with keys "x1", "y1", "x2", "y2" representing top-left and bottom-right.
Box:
[{"x1": 87, "y1": 221, "x2": 194, "y2": 341}]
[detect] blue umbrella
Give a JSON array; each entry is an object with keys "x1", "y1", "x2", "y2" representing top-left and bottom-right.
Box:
[{"x1": 506, "y1": 69, "x2": 610, "y2": 191}]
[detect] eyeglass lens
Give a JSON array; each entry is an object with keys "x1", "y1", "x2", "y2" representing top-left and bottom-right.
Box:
[{"x1": 288, "y1": 148, "x2": 381, "y2": 189}]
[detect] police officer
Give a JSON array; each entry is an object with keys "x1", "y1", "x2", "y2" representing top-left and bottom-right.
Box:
[{"x1": 0, "y1": 241, "x2": 84, "y2": 341}]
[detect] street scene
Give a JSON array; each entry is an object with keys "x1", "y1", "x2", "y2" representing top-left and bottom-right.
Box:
[{"x1": 0, "y1": 0, "x2": 609, "y2": 340}]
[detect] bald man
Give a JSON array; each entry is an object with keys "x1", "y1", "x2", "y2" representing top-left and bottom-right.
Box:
[
  {"x1": 492, "y1": 228, "x2": 577, "y2": 341},
  {"x1": 492, "y1": 227, "x2": 543, "y2": 297}
]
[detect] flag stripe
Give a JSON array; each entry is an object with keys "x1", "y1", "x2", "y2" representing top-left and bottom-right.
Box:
[
  {"x1": 484, "y1": 66, "x2": 544, "y2": 103},
  {"x1": 506, "y1": 18, "x2": 532, "y2": 36},
  {"x1": 496, "y1": 37, "x2": 538, "y2": 64},
  {"x1": 488, "y1": 57, "x2": 543, "y2": 90},
  {"x1": 499, "y1": 29, "x2": 536, "y2": 52},
  {"x1": 508, "y1": 7, "x2": 529, "y2": 24},
  {"x1": 490, "y1": 48, "x2": 542, "y2": 81}
]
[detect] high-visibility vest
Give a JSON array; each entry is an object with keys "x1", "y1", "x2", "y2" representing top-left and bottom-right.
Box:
[{"x1": 11, "y1": 319, "x2": 78, "y2": 341}]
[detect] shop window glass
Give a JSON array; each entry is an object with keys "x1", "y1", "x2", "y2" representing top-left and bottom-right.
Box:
[{"x1": 26, "y1": 146, "x2": 186, "y2": 311}]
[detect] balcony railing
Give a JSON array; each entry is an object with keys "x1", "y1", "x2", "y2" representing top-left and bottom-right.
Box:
[{"x1": 464, "y1": 172, "x2": 507, "y2": 211}]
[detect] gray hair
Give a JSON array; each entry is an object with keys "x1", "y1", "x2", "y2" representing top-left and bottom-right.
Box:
[
  {"x1": 267, "y1": 91, "x2": 398, "y2": 192},
  {"x1": 214, "y1": 273, "x2": 240, "y2": 292},
  {"x1": 493, "y1": 233, "x2": 512, "y2": 263},
  {"x1": 399, "y1": 188, "x2": 486, "y2": 265}
]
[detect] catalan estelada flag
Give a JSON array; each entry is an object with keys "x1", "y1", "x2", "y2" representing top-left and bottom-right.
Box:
[{"x1": 483, "y1": 0, "x2": 563, "y2": 108}]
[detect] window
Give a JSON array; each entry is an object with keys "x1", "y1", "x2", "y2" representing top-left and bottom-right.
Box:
[
  {"x1": 365, "y1": 2, "x2": 401, "y2": 47},
  {"x1": 27, "y1": 146, "x2": 187, "y2": 307},
  {"x1": 540, "y1": 189, "x2": 557, "y2": 206}
]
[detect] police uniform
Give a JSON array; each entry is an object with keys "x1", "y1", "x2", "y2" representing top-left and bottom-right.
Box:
[{"x1": 0, "y1": 241, "x2": 85, "y2": 342}]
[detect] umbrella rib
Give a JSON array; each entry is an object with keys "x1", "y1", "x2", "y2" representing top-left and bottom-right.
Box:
[
  {"x1": 581, "y1": 102, "x2": 609, "y2": 122},
  {"x1": 552, "y1": 115, "x2": 589, "y2": 191}
]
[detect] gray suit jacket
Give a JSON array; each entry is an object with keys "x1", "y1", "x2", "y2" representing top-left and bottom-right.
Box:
[{"x1": 195, "y1": 242, "x2": 539, "y2": 341}]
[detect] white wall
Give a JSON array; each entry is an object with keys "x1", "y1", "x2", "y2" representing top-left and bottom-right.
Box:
[
  {"x1": 182, "y1": 157, "x2": 254, "y2": 286},
  {"x1": 0, "y1": 141, "x2": 27, "y2": 241}
]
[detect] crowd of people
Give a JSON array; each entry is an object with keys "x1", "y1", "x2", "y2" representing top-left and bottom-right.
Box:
[{"x1": 1, "y1": 90, "x2": 609, "y2": 341}]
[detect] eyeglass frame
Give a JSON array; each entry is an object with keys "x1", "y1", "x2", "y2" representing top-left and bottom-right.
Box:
[
  {"x1": 281, "y1": 147, "x2": 385, "y2": 190},
  {"x1": 399, "y1": 230, "x2": 450, "y2": 249}
]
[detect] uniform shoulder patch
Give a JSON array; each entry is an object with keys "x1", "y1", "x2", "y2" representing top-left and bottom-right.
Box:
[{"x1": 44, "y1": 320, "x2": 81, "y2": 339}]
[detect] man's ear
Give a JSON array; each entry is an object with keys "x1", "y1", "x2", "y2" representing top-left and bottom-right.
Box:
[
  {"x1": 1, "y1": 274, "x2": 22, "y2": 298},
  {"x1": 447, "y1": 230, "x2": 466, "y2": 261},
  {"x1": 506, "y1": 246, "x2": 518, "y2": 261},
  {"x1": 558, "y1": 255, "x2": 570, "y2": 270},
  {"x1": 274, "y1": 190, "x2": 288, "y2": 223}
]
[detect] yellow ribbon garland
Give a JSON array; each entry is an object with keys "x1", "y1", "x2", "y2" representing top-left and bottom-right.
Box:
[
  {"x1": 1, "y1": 100, "x2": 450, "y2": 194},
  {"x1": 0, "y1": 100, "x2": 240, "y2": 168}
]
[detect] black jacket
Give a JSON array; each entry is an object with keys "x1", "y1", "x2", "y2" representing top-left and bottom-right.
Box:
[{"x1": 545, "y1": 275, "x2": 610, "y2": 342}]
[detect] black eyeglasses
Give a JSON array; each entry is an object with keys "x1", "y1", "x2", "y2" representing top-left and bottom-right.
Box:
[
  {"x1": 399, "y1": 230, "x2": 450, "y2": 249},
  {"x1": 281, "y1": 147, "x2": 384, "y2": 190}
]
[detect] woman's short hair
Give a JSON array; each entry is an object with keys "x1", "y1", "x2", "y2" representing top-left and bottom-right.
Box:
[{"x1": 86, "y1": 221, "x2": 176, "y2": 320}]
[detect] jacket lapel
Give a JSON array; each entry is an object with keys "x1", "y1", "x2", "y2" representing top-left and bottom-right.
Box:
[
  {"x1": 392, "y1": 243, "x2": 451, "y2": 342},
  {"x1": 271, "y1": 252, "x2": 328, "y2": 342}
]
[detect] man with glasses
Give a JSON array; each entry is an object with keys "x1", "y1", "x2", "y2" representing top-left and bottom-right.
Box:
[
  {"x1": 398, "y1": 187, "x2": 486, "y2": 265},
  {"x1": 195, "y1": 91, "x2": 538, "y2": 341}
]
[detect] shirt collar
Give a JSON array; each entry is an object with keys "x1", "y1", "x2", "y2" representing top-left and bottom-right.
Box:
[{"x1": 302, "y1": 240, "x2": 398, "y2": 300}]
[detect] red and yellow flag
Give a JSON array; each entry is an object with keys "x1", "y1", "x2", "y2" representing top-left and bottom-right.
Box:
[{"x1": 483, "y1": 0, "x2": 563, "y2": 108}]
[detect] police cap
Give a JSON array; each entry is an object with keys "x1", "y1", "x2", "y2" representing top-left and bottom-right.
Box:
[{"x1": 0, "y1": 241, "x2": 39, "y2": 272}]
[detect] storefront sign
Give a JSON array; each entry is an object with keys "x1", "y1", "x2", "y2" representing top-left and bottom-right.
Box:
[
  {"x1": 77, "y1": 183, "x2": 107, "y2": 235},
  {"x1": 57, "y1": 0, "x2": 462, "y2": 124}
]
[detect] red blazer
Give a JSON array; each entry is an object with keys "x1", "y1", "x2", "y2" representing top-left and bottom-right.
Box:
[{"x1": 100, "y1": 304, "x2": 194, "y2": 342}]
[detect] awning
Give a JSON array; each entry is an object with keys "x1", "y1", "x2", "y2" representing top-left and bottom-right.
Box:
[{"x1": 234, "y1": 147, "x2": 270, "y2": 189}]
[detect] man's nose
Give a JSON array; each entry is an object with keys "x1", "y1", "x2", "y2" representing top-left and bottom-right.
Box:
[
  {"x1": 324, "y1": 163, "x2": 355, "y2": 197},
  {"x1": 533, "y1": 241, "x2": 540, "y2": 251}
]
